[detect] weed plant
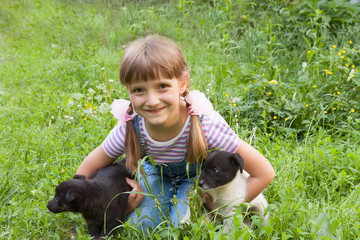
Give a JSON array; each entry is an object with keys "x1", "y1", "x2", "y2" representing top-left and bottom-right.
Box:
[{"x1": 0, "y1": 0, "x2": 359, "y2": 239}]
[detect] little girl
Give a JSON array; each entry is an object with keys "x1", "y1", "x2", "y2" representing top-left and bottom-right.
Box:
[{"x1": 76, "y1": 35, "x2": 275, "y2": 231}]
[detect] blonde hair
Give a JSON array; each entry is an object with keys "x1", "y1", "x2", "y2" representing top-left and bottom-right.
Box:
[
  {"x1": 120, "y1": 35, "x2": 188, "y2": 84},
  {"x1": 119, "y1": 35, "x2": 208, "y2": 171}
]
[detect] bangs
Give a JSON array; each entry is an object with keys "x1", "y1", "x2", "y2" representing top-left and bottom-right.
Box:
[{"x1": 119, "y1": 35, "x2": 188, "y2": 85}]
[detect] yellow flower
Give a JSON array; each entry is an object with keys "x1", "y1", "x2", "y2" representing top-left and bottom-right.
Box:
[
  {"x1": 273, "y1": 116, "x2": 277, "y2": 120},
  {"x1": 313, "y1": 85, "x2": 317, "y2": 88},
  {"x1": 356, "y1": 69, "x2": 358, "y2": 72},
  {"x1": 268, "y1": 92, "x2": 272, "y2": 95},
  {"x1": 93, "y1": 106, "x2": 97, "y2": 109},
  {"x1": 333, "y1": 93, "x2": 337, "y2": 95},
  {"x1": 345, "y1": 64, "x2": 348, "y2": 67},
  {"x1": 84, "y1": 118, "x2": 87, "y2": 120},
  {"x1": 68, "y1": 99, "x2": 71, "y2": 102},
  {"x1": 337, "y1": 92, "x2": 341, "y2": 95},
  {"x1": 351, "y1": 109, "x2": 355, "y2": 113},
  {"x1": 244, "y1": 87, "x2": 248, "y2": 90},
  {"x1": 61, "y1": 169, "x2": 65, "y2": 173},
  {"x1": 353, "y1": 49, "x2": 356, "y2": 52},
  {"x1": 341, "y1": 56, "x2": 344, "y2": 59},
  {"x1": 232, "y1": 103, "x2": 237, "y2": 107},
  {"x1": 307, "y1": 50, "x2": 311, "y2": 54},
  {"x1": 338, "y1": 52, "x2": 342, "y2": 55},
  {"x1": 332, "y1": 45, "x2": 337, "y2": 49},
  {"x1": 306, "y1": 104, "x2": 309, "y2": 107},
  {"x1": 349, "y1": 40, "x2": 353, "y2": 44},
  {"x1": 324, "y1": 111, "x2": 328, "y2": 114},
  {"x1": 262, "y1": 73, "x2": 265, "y2": 76},
  {"x1": 333, "y1": 107, "x2": 336, "y2": 110},
  {"x1": 342, "y1": 50, "x2": 346, "y2": 54},
  {"x1": 285, "y1": 118, "x2": 288, "y2": 122},
  {"x1": 269, "y1": 80, "x2": 278, "y2": 84},
  {"x1": 351, "y1": 65, "x2": 355, "y2": 68},
  {"x1": 225, "y1": 93, "x2": 229, "y2": 97}
]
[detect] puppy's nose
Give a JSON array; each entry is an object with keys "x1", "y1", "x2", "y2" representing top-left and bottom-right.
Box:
[{"x1": 198, "y1": 179, "x2": 204, "y2": 188}]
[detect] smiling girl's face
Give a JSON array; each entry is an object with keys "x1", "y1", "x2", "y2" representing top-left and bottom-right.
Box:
[{"x1": 126, "y1": 72, "x2": 189, "y2": 131}]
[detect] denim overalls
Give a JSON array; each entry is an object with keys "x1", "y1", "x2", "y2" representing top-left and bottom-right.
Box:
[{"x1": 126, "y1": 115, "x2": 201, "y2": 230}]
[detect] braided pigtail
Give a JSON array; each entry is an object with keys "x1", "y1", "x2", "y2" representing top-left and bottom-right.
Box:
[
  {"x1": 183, "y1": 89, "x2": 208, "y2": 163},
  {"x1": 124, "y1": 103, "x2": 141, "y2": 172}
]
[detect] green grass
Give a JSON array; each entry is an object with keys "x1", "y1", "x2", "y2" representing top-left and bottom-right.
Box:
[{"x1": 0, "y1": 0, "x2": 359, "y2": 239}]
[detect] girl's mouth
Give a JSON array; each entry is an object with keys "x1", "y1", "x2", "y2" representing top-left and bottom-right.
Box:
[{"x1": 145, "y1": 107, "x2": 165, "y2": 114}]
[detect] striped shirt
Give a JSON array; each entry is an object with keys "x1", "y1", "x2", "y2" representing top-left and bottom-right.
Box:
[{"x1": 102, "y1": 111, "x2": 242, "y2": 163}]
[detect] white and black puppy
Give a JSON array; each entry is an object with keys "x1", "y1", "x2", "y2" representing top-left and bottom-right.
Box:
[
  {"x1": 199, "y1": 150, "x2": 268, "y2": 231},
  {"x1": 47, "y1": 158, "x2": 132, "y2": 240}
]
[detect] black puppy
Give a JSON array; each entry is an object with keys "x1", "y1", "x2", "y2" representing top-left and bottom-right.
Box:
[{"x1": 47, "y1": 159, "x2": 132, "y2": 239}]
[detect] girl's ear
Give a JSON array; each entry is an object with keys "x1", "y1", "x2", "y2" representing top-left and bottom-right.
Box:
[{"x1": 179, "y1": 71, "x2": 190, "y2": 94}]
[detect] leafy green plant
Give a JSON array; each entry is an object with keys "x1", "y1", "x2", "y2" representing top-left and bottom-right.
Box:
[{"x1": 0, "y1": 0, "x2": 359, "y2": 239}]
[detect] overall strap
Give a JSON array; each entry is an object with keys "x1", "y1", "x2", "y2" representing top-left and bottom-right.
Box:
[
  {"x1": 133, "y1": 115, "x2": 147, "y2": 158},
  {"x1": 199, "y1": 114, "x2": 204, "y2": 124}
]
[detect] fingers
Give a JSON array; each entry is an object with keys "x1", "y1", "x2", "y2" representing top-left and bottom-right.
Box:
[
  {"x1": 204, "y1": 193, "x2": 212, "y2": 203},
  {"x1": 124, "y1": 177, "x2": 144, "y2": 214},
  {"x1": 203, "y1": 193, "x2": 214, "y2": 211},
  {"x1": 126, "y1": 177, "x2": 140, "y2": 189}
]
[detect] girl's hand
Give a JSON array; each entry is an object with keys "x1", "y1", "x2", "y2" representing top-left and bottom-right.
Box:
[
  {"x1": 203, "y1": 193, "x2": 223, "y2": 219},
  {"x1": 203, "y1": 193, "x2": 214, "y2": 211},
  {"x1": 125, "y1": 177, "x2": 144, "y2": 214}
]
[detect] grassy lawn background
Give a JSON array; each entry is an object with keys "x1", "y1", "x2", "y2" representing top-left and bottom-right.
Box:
[{"x1": 1, "y1": 0, "x2": 359, "y2": 239}]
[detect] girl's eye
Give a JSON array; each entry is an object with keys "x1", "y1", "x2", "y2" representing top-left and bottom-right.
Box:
[
  {"x1": 212, "y1": 167, "x2": 218, "y2": 173},
  {"x1": 132, "y1": 88, "x2": 143, "y2": 93},
  {"x1": 159, "y1": 84, "x2": 169, "y2": 89}
]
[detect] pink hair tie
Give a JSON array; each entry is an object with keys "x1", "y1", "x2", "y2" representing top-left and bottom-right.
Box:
[
  {"x1": 188, "y1": 105, "x2": 199, "y2": 116},
  {"x1": 125, "y1": 112, "x2": 135, "y2": 122},
  {"x1": 185, "y1": 90, "x2": 214, "y2": 116},
  {"x1": 110, "y1": 99, "x2": 136, "y2": 125}
]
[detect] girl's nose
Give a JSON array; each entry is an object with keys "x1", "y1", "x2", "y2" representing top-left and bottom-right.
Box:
[{"x1": 146, "y1": 91, "x2": 160, "y2": 106}]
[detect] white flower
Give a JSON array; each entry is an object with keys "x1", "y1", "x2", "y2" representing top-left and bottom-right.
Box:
[
  {"x1": 347, "y1": 69, "x2": 355, "y2": 82},
  {"x1": 88, "y1": 88, "x2": 95, "y2": 95},
  {"x1": 231, "y1": 97, "x2": 240, "y2": 103}
]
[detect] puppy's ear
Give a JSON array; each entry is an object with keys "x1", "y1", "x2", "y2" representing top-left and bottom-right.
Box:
[
  {"x1": 232, "y1": 153, "x2": 244, "y2": 173},
  {"x1": 73, "y1": 174, "x2": 86, "y2": 180},
  {"x1": 66, "y1": 189, "x2": 83, "y2": 202}
]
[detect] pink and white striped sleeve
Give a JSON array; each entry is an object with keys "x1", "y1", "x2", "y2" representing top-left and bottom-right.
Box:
[
  {"x1": 102, "y1": 123, "x2": 126, "y2": 159},
  {"x1": 202, "y1": 111, "x2": 242, "y2": 153}
]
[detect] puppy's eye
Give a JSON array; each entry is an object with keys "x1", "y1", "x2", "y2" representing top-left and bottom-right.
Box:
[{"x1": 212, "y1": 167, "x2": 218, "y2": 173}]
